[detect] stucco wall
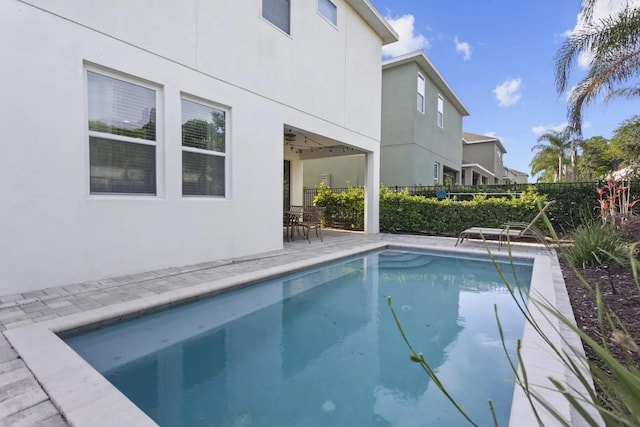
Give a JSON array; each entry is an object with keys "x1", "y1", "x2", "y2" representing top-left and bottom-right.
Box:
[
  {"x1": 0, "y1": 0, "x2": 385, "y2": 294},
  {"x1": 381, "y1": 62, "x2": 463, "y2": 186},
  {"x1": 463, "y1": 142, "x2": 504, "y2": 183},
  {"x1": 380, "y1": 65, "x2": 415, "y2": 150},
  {"x1": 303, "y1": 59, "x2": 466, "y2": 188},
  {"x1": 303, "y1": 156, "x2": 366, "y2": 188},
  {"x1": 16, "y1": 0, "x2": 383, "y2": 140}
]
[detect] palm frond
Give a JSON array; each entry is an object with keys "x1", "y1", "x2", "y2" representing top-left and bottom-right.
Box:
[
  {"x1": 568, "y1": 47, "x2": 640, "y2": 130},
  {"x1": 605, "y1": 86, "x2": 640, "y2": 100},
  {"x1": 557, "y1": 6, "x2": 640, "y2": 131},
  {"x1": 581, "y1": 0, "x2": 598, "y2": 23}
]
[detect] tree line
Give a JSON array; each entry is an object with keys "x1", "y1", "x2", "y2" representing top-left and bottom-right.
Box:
[{"x1": 531, "y1": 115, "x2": 640, "y2": 182}]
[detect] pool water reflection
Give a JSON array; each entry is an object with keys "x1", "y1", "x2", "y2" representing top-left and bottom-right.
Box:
[{"x1": 64, "y1": 249, "x2": 532, "y2": 427}]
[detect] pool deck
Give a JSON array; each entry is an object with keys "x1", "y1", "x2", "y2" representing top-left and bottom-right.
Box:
[{"x1": 0, "y1": 230, "x2": 599, "y2": 426}]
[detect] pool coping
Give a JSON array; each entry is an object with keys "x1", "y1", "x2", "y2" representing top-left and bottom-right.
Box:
[{"x1": 3, "y1": 241, "x2": 601, "y2": 426}]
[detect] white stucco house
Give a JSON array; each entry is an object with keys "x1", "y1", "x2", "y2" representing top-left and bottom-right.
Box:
[{"x1": 0, "y1": 0, "x2": 397, "y2": 294}]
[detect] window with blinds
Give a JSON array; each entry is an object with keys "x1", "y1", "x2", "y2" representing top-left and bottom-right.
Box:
[
  {"x1": 318, "y1": 0, "x2": 337, "y2": 25},
  {"x1": 181, "y1": 98, "x2": 227, "y2": 197},
  {"x1": 87, "y1": 70, "x2": 157, "y2": 195},
  {"x1": 437, "y1": 94, "x2": 444, "y2": 128},
  {"x1": 417, "y1": 73, "x2": 425, "y2": 113},
  {"x1": 263, "y1": 0, "x2": 290, "y2": 34}
]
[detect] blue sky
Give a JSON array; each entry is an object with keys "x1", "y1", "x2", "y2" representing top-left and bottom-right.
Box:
[{"x1": 370, "y1": 0, "x2": 639, "y2": 181}]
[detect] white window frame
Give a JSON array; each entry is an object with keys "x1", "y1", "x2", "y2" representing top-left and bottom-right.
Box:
[
  {"x1": 180, "y1": 95, "x2": 230, "y2": 198},
  {"x1": 434, "y1": 162, "x2": 440, "y2": 184},
  {"x1": 437, "y1": 94, "x2": 444, "y2": 128},
  {"x1": 85, "y1": 65, "x2": 163, "y2": 197},
  {"x1": 417, "y1": 73, "x2": 425, "y2": 114},
  {"x1": 262, "y1": 0, "x2": 291, "y2": 35},
  {"x1": 317, "y1": 0, "x2": 338, "y2": 26}
]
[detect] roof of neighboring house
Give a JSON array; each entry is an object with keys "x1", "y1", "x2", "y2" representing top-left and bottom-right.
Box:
[
  {"x1": 506, "y1": 167, "x2": 528, "y2": 177},
  {"x1": 382, "y1": 50, "x2": 470, "y2": 116},
  {"x1": 347, "y1": 0, "x2": 398, "y2": 45},
  {"x1": 462, "y1": 131, "x2": 507, "y2": 154}
]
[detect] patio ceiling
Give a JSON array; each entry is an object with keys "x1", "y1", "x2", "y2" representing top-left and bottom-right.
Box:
[{"x1": 283, "y1": 126, "x2": 366, "y2": 160}]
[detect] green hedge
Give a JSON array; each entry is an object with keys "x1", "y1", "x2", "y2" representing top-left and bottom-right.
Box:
[
  {"x1": 314, "y1": 184, "x2": 549, "y2": 235},
  {"x1": 314, "y1": 184, "x2": 364, "y2": 230},
  {"x1": 379, "y1": 187, "x2": 546, "y2": 235},
  {"x1": 312, "y1": 181, "x2": 640, "y2": 235},
  {"x1": 313, "y1": 181, "x2": 640, "y2": 234}
]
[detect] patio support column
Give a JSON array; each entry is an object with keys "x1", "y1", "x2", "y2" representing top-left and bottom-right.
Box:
[
  {"x1": 364, "y1": 150, "x2": 380, "y2": 234},
  {"x1": 290, "y1": 158, "x2": 304, "y2": 206}
]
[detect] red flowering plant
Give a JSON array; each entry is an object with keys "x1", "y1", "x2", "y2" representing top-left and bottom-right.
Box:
[{"x1": 597, "y1": 172, "x2": 638, "y2": 225}]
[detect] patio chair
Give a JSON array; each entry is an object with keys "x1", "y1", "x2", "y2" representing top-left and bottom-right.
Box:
[
  {"x1": 283, "y1": 205, "x2": 305, "y2": 241},
  {"x1": 299, "y1": 206, "x2": 326, "y2": 243},
  {"x1": 455, "y1": 200, "x2": 556, "y2": 248}
]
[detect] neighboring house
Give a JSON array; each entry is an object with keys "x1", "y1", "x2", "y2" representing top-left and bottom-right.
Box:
[
  {"x1": 503, "y1": 167, "x2": 529, "y2": 184},
  {"x1": 304, "y1": 50, "x2": 470, "y2": 187},
  {"x1": 461, "y1": 132, "x2": 507, "y2": 185},
  {"x1": 0, "y1": 0, "x2": 397, "y2": 294},
  {"x1": 380, "y1": 51, "x2": 470, "y2": 186}
]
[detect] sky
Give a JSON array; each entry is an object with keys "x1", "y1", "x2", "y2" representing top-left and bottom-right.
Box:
[{"x1": 369, "y1": 0, "x2": 639, "y2": 181}]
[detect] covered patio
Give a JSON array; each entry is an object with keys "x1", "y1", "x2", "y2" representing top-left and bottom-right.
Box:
[
  {"x1": 282, "y1": 125, "x2": 379, "y2": 233},
  {"x1": 461, "y1": 163, "x2": 497, "y2": 185}
]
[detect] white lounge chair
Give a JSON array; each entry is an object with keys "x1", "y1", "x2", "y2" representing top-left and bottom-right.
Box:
[{"x1": 455, "y1": 200, "x2": 556, "y2": 248}]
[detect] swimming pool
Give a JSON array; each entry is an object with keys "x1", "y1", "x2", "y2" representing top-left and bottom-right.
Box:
[{"x1": 63, "y1": 249, "x2": 532, "y2": 426}]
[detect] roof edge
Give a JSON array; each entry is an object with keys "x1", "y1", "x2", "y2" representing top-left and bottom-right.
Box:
[
  {"x1": 382, "y1": 50, "x2": 470, "y2": 116},
  {"x1": 463, "y1": 132, "x2": 507, "y2": 154},
  {"x1": 345, "y1": 0, "x2": 398, "y2": 45},
  {"x1": 461, "y1": 163, "x2": 496, "y2": 177},
  {"x1": 505, "y1": 167, "x2": 528, "y2": 176}
]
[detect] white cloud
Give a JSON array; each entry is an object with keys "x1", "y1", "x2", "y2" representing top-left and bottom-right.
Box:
[
  {"x1": 577, "y1": 51, "x2": 594, "y2": 69},
  {"x1": 454, "y1": 36, "x2": 471, "y2": 61},
  {"x1": 531, "y1": 122, "x2": 569, "y2": 135},
  {"x1": 557, "y1": 29, "x2": 573, "y2": 40},
  {"x1": 563, "y1": 0, "x2": 640, "y2": 69},
  {"x1": 382, "y1": 14, "x2": 429, "y2": 58},
  {"x1": 493, "y1": 78, "x2": 522, "y2": 107}
]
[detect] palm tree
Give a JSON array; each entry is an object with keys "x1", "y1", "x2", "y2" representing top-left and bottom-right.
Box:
[
  {"x1": 555, "y1": 1, "x2": 640, "y2": 133},
  {"x1": 531, "y1": 128, "x2": 574, "y2": 182},
  {"x1": 530, "y1": 147, "x2": 563, "y2": 182}
]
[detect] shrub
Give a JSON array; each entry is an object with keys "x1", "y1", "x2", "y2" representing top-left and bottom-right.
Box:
[
  {"x1": 379, "y1": 187, "x2": 546, "y2": 236},
  {"x1": 596, "y1": 176, "x2": 638, "y2": 225},
  {"x1": 313, "y1": 183, "x2": 364, "y2": 230},
  {"x1": 564, "y1": 221, "x2": 629, "y2": 268},
  {"x1": 308, "y1": 181, "x2": 640, "y2": 234}
]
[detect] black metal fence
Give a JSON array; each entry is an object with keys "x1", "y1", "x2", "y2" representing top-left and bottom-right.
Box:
[{"x1": 304, "y1": 181, "x2": 607, "y2": 206}]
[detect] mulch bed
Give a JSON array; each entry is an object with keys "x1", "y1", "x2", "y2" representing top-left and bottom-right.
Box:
[{"x1": 559, "y1": 256, "x2": 640, "y2": 383}]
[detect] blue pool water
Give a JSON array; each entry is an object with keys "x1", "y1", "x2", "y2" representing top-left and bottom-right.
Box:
[{"x1": 64, "y1": 249, "x2": 532, "y2": 427}]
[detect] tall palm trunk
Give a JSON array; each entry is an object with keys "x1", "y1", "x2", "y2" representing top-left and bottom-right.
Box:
[
  {"x1": 557, "y1": 155, "x2": 563, "y2": 182},
  {"x1": 570, "y1": 142, "x2": 578, "y2": 181}
]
